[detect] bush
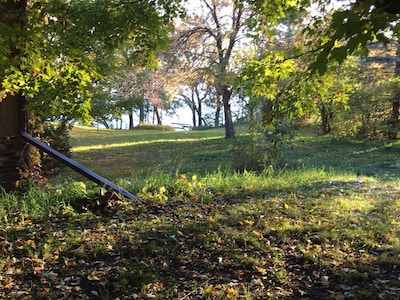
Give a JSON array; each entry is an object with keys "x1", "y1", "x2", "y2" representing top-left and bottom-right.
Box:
[
  {"x1": 19, "y1": 118, "x2": 73, "y2": 187},
  {"x1": 232, "y1": 120, "x2": 293, "y2": 173},
  {"x1": 135, "y1": 122, "x2": 175, "y2": 131},
  {"x1": 37, "y1": 120, "x2": 72, "y2": 176}
]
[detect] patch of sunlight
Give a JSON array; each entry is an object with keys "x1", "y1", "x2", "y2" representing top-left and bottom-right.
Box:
[
  {"x1": 336, "y1": 195, "x2": 375, "y2": 212},
  {"x1": 72, "y1": 136, "x2": 223, "y2": 152}
]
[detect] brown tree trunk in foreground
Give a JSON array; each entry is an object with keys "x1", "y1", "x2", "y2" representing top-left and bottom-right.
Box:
[
  {"x1": 0, "y1": 0, "x2": 28, "y2": 190},
  {"x1": 0, "y1": 94, "x2": 27, "y2": 190}
]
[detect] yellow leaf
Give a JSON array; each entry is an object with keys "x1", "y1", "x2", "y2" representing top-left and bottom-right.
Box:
[
  {"x1": 256, "y1": 266, "x2": 267, "y2": 275},
  {"x1": 177, "y1": 174, "x2": 186, "y2": 180},
  {"x1": 243, "y1": 220, "x2": 254, "y2": 226},
  {"x1": 5, "y1": 282, "x2": 14, "y2": 289},
  {"x1": 252, "y1": 230, "x2": 263, "y2": 238},
  {"x1": 87, "y1": 274, "x2": 101, "y2": 281},
  {"x1": 26, "y1": 240, "x2": 36, "y2": 249},
  {"x1": 32, "y1": 258, "x2": 44, "y2": 265},
  {"x1": 284, "y1": 203, "x2": 290, "y2": 209}
]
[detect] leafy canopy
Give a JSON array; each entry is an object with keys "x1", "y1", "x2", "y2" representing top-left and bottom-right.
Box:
[
  {"x1": 309, "y1": 0, "x2": 400, "y2": 74},
  {"x1": 0, "y1": 0, "x2": 184, "y2": 121}
]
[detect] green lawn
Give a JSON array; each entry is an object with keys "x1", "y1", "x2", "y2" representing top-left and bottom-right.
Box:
[
  {"x1": 0, "y1": 125, "x2": 399, "y2": 299},
  {"x1": 66, "y1": 125, "x2": 232, "y2": 180}
]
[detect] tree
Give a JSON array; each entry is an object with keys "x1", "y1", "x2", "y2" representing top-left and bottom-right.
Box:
[
  {"x1": 236, "y1": 7, "x2": 313, "y2": 125},
  {"x1": 183, "y1": 83, "x2": 214, "y2": 127},
  {"x1": 175, "y1": 0, "x2": 254, "y2": 138},
  {"x1": 0, "y1": 0, "x2": 183, "y2": 189},
  {"x1": 167, "y1": 28, "x2": 215, "y2": 128},
  {"x1": 339, "y1": 42, "x2": 400, "y2": 139},
  {"x1": 241, "y1": 0, "x2": 400, "y2": 137},
  {"x1": 306, "y1": 0, "x2": 400, "y2": 138},
  {"x1": 110, "y1": 66, "x2": 174, "y2": 127}
]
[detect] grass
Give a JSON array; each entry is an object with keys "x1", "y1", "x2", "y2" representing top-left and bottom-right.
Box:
[
  {"x1": 0, "y1": 124, "x2": 400, "y2": 299},
  {"x1": 64, "y1": 125, "x2": 231, "y2": 180}
]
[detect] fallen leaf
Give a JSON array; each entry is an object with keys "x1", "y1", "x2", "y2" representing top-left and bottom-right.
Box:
[{"x1": 87, "y1": 274, "x2": 101, "y2": 281}]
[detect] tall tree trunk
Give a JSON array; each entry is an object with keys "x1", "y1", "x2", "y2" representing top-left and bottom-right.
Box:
[
  {"x1": 389, "y1": 42, "x2": 400, "y2": 140},
  {"x1": 0, "y1": 95, "x2": 27, "y2": 190},
  {"x1": 139, "y1": 106, "x2": 145, "y2": 123},
  {"x1": 128, "y1": 111, "x2": 134, "y2": 129},
  {"x1": 154, "y1": 106, "x2": 162, "y2": 125},
  {"x1": 0, "y1": 0, "x2": 28, "y2": 190},
  {"x1": 320, "y1": 104, "x2": 331, "y2": 134},
  {"x1": 197, "y1": 95, "x2": 202, "y2": 127},
  {"x1": 192, "y1": 109, "x2": 196, "y2": 127},
  {"x1": 222, "y1": 88, "x2": 235, "y2": 138},
  {"x1": 215, "y1": 100, "x2": 221, "y2": 127},
  {"x1": 191, "y1": 90, "x2": 196, "y2": 127},
  {"x1": 102, "y1": 121, "x2": 110, "y2": 129}
]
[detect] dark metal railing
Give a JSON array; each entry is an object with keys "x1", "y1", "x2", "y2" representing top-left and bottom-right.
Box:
[{"x1": 20, "y1": 130, "x2": 138, "y2": 200}]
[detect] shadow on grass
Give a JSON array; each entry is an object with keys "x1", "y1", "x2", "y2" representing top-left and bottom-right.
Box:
[
  {"x1": 69, "y1": 136, "x2": 233, "y2": 180},
  {"x1": 73, "y1": 189, "x2": 399, "y2": 299},
  {"x1": 287, "y1": 137, "x2": 400, "y2": 181}
]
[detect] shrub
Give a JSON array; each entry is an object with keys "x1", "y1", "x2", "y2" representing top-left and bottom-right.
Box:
[
  {"x1": 232, "y1": 120, "x2": 293, "y2": 173},
  {"x1": 135, "y1": 122, "x2": 175, "y2": 131}
]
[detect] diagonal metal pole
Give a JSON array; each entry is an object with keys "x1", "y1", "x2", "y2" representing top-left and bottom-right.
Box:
[{"x1": 20, "y1": 130, "x2": 139, "y2": 201}]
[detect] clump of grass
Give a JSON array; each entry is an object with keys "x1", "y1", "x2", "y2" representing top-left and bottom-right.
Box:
[
  {"x1": 135, "y1": 122, "x2": 175, "y2": 131},
  {"x1": 0, "y1": 181, "x2": 97, "y2": 224}
]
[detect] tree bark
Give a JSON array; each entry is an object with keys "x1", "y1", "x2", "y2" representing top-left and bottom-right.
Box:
[
  {"x1": 128, "y1": 111, "x2": 134, "y2": 129},
  {"x1": 222, "y1": 88, "x2": 235, "y2": 138},
  {"x1": 215, "y1": 100, "x2": 221, "y2": 127},
  {"x1": 0, "y1": 0, "x2": 28, "y2": 190},
  {"x1": 154, "y1": 106, "x2": 162, "y2": 125},
  {"x1": 320, "y1": 104, "x2": 331, "y2": 134},
  {"x1": 139, "y1": 106, "x2": 145, "y2": 123}
]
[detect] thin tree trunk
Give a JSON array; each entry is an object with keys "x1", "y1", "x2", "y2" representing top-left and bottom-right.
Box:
[
  {"x1": 154, "y1": 106, "x2": 162, "y2": 125},
  {"x1": 320, "y1": 104, "x2": 331, "y2": 134},
  {"x1": 215, "y1": 100, "x2": 221, "y2": 127},
  {"x1": 102, "y1": 121, "x2": 110, "y2": 129},
  {"x1": 191, "y1": 90, "x2": 196, "y2": 127},
  {"x1": 128, "y1": 111, "x2": 134, "y2": 129},
  {"x1": 222, "y1": 88, "x2": 235, "y2": 138},
  {"x1": 197, "y1": 96, "x2": 202, "y2": 127},
  {"x1": 139, "y1": 106, "x2": 145, "y2": 123},
  {"x1": 192, "y1": 109, "x2": 196, "y2": 127}
]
